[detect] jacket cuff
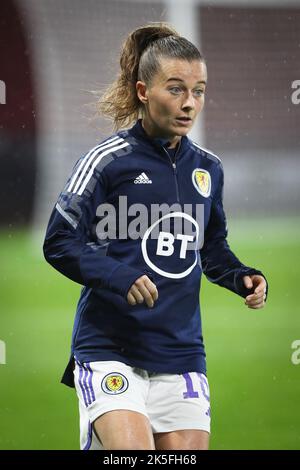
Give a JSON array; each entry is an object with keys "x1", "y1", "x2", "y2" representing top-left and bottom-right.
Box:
[
  {"x1": 234, "y1": 268, "x2": 268, "y2": 300},
  {"x1": 108, "y1": 264, "x2": 145, "y2": 299}
]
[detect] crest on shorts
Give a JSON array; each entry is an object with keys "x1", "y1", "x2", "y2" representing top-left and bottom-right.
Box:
[
  {"x1": 192, "y1": 169, "x2": 211, "y2": 198},
  {"x1": 101, "y1": 372, "x2": 129, "y2": 395}
]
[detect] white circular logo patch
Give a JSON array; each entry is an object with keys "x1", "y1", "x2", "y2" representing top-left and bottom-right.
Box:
[
  {"x1": 141, "y1": 212, "x2": 199, "y2": 279},
  {"x1": 101, "y1": 373, "x2": 129, "y2": 395}
]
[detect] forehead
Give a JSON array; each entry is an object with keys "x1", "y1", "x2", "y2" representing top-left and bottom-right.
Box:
[{"x1": 154, "y1": 58, "x2": 207, "y2": 84}]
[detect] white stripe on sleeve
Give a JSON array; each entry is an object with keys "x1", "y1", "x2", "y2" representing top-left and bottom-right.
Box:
[
  {"x1": 77, "y1": 142, "x2": 129, "y2": 196},
  {"x1": 67, "y1": 136, "x2": 121, "y2": 193}
]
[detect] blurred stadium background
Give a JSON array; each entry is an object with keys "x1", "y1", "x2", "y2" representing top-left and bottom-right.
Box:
[{"x1": 0, "y1": 0, "x2": 300, "y2": 450}]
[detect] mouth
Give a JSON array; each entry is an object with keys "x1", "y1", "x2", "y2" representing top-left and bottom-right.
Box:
[{"x1": 175, "y1": 117, "x2": 193, "y2": 125}]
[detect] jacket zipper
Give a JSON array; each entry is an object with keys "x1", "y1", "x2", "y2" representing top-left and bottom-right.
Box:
[{"x1": 161, "y1": 143, "x2": 181, "y2": 204}]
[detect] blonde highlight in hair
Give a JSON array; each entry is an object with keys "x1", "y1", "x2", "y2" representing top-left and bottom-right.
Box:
[{"x1": 97, "y1": 22, "x2": 203, "y2": 130}]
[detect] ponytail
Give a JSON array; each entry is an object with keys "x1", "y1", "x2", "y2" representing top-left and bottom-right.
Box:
[{"x1": 97, "y1": 22, "x2": 203, "y2": 130}]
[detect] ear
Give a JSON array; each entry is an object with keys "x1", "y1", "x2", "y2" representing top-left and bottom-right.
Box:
[{"x1": 136, "y1": 81, "x2": 148, "y2": 104}]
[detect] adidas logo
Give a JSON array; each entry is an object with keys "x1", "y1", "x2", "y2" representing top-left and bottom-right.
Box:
[{"x1": 134, "y1": 172, "x2": 152, "y2": 184}]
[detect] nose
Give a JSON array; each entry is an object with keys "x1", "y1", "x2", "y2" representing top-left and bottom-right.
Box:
[{"x1": 182, "y1": 91, "x2": 196, "y2": 111}]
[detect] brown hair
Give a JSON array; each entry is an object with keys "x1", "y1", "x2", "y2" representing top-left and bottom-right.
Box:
[{"x1": 97, "y1": 22, "x2": 204, "y2": 130}]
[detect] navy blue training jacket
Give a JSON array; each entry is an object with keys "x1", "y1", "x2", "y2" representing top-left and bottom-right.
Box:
[{"x1": 43, "y1": 120, "x2": 267, "y2": 387}]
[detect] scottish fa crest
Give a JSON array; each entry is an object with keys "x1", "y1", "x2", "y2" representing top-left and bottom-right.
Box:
[
  {"x1": 101, "y1": 372, "x2": 129, "y2": 395},
  {"x1": 192, "y1": 168, "x2": 211, "y2": 198}
]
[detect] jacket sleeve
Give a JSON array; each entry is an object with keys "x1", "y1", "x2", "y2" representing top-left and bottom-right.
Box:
[
  {"x1": 43, "y1": 157, "x2": 145, "y2": 299},
  {"x1": 200, "y1": 162, "x2": 268, "y2": 299}
]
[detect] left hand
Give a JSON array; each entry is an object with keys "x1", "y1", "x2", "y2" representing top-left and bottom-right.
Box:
[{"x1": 243, "y1": 275, "x2": 267, "y2": 309}]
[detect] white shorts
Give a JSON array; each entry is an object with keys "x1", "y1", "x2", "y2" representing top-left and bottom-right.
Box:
[{"x1": 73, "y1": 359, "x2": 211, "y2": 450}]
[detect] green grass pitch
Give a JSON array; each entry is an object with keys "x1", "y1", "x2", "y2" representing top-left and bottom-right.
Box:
[{"x1": 0, "y1": 218, "x2": 300, "y2": 449}]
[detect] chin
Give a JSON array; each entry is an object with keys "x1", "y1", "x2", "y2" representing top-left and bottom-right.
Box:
[
  {"x1": 173, "y1": 122, "x2": 193, "y2": 134},
  {"x1": 175, "y1": 127, "x2": 190, "y2": 136}
]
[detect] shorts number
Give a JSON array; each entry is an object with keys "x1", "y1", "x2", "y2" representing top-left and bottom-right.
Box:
[{"x1": 182, "y1": 372, "x2": 209, "y2": 401}]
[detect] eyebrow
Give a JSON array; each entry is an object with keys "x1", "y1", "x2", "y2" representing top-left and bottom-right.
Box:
[{"x1": 166, "y1": 77, "x2": 207, "y2": 85}]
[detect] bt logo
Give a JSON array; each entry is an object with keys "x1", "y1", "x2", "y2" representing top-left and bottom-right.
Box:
[
  {"x1": 157, "y1": 232, "x2": 194, "y2": 259},
  {"x1": 142, "y1": 212, "x2": 200, "y2": 279}
]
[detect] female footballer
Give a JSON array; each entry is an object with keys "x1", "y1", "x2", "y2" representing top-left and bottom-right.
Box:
[{"x1": 43, "y1": 23, "x2": 268, "y2": 450}]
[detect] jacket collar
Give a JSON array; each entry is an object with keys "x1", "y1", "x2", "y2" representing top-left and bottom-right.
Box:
[{"x1": 128, "y1": 119, "x2": 189, "y2": 154}]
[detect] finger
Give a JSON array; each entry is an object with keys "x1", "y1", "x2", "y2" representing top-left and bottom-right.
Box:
[
  {"x1": 144, "y1": 277, "x2": 158, "y2": 301},
  {"x1": 246, "y1": 296, "x2": 265, "y2": 307},
  {"x1": 245, "y1": 293, "x2": 261, "y2": 302},
  {"x1": 251, "y1": 276, "x2": 266, "y2": 291},
  {"x1": 246, "y1": 291, "x2": 265, "y2": 302},
  {"x1": 243, "y1": 275, "x2": 253, "y2": 289},
  {"x1": 127, "y1": 292, "x2": 137, "y2": 306},
  {"x1": 137, "y1": 283, "x2": 155, "y2": 308},
  {"x1": 135, "y1": 277, "x2": 156, "y2": 307},
  {"x1": 254, "y1": 281, "x2": 267, "y2": 294},
  {"x1": 247, "y1": 301, "x2": 265, "y2": 309},
  {"x1": 254, "y1": 285, "x2": 266, "y2": 295},
  {"x1": 246, "y1": 291, "x2": 265, "y2": 301},
  {"x1": 130, "y1": 284, "x2": 144, "y2": 304}
]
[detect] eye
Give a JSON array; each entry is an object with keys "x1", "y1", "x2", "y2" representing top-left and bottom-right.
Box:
[
  {"x1": 193, "y1": 89, "x2": 205, "y2": 97},
  {"x1": 168, "y1": 86, "x2": 183, "y2": 95}
]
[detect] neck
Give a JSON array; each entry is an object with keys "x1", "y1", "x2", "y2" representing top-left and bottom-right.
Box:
[{"x1": 141, "y1": 119, "x2": 181, "y2": 149}]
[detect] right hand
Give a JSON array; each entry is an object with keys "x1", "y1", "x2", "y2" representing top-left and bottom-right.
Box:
[{"x1": 127, "y1": 275, "x2": 158, "y2": 308}]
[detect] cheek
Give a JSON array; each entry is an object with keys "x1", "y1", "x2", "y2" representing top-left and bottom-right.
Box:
[
  {"x1": 160, "y1": 102, "x2": 178, "y2": 121},
  {"x1": 148, "y1": 93, "x2": 174, "y2": 118},
  {"x1": 154, "y1": 100, "x2": 171, "y2": 116},
  {"x1": 196, "y1": 97, "x2": 205, "y2": 114}
]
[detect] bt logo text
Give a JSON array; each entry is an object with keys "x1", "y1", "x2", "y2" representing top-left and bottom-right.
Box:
[
  {"x1": 291, "y1": 340, "x2": 300, "y2": 365},
  {"x1": 0, "y1": 80, "x2": 6, "y2": 104},
  {"x1": 0, "y1": 340, "x2": 6, "y2": 364},
  {"x1": 291, "y1": 80, "x2": 300, "y2": 105}
]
